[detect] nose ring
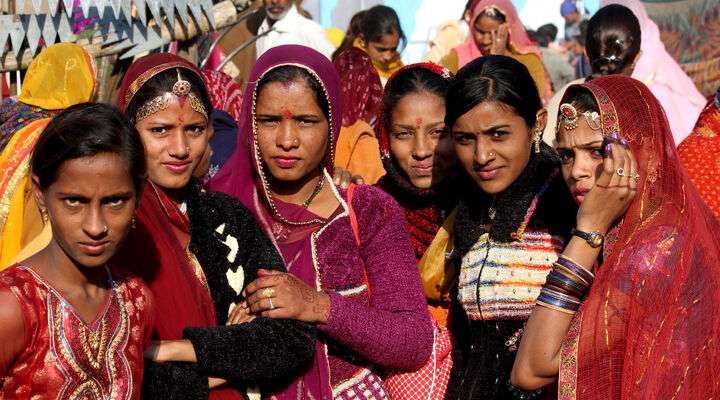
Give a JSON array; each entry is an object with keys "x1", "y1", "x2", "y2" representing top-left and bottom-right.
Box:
[
  {"x1": 185, "y1": 146, "x2": 191, "y2": 153},
  {"x1": 489, "y1": 152, "x2": 495, "y2": 157},
  {"x1": 102, "y1": 225, "x2": 108, "y2": 234}
]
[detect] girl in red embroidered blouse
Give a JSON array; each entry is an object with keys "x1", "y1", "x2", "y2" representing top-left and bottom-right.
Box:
[{"x1": 0, "y1": 103, "x2": 153, "y2": 399}]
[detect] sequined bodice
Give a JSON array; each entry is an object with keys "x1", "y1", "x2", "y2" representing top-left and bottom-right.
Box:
[{"x1": 0, "y1": 265, "x2": 152, "y2": 400}]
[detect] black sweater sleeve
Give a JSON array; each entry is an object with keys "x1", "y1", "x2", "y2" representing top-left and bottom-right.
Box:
[
  {"x1": 141, "y1": 361, "x2": 210, "y2": 399},
  {"x1": 183, "y1": 190, "x2": 316, "y2": 386}
]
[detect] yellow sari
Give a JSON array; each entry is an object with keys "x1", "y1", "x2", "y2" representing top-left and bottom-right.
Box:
[
  {"x1": 352, "y1": 38, "x2": 404, "y2": 85},
  {"x1": 0, "y1": 43, "x2": 97, "y2": 269}
]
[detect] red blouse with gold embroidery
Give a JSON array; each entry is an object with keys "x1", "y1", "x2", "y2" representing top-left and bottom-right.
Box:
[{"x1": 0, "y1": 265, "x2": 153, "y2": 399}]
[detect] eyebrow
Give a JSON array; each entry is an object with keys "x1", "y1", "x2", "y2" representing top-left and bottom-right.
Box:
[
  {"x1": 557, "y1": 140, "x2": 604, "y2": 150},
  {"x1": 394, "y1": 121, "x2": 445, "y2": 129},
  {"x1": 256, "y1": 113, "x2": 321, "y2": 119}
]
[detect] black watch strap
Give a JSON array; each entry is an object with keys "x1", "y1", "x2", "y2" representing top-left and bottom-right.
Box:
[{"x1": 571, "y1": 228, "x2": 604, "y2": 248}]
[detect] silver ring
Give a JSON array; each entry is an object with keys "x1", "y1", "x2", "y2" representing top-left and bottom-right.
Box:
[
  {"x1": 268, "y1": 298, "x2": 274, "y2": 310},
  {"x1": 616, "y1": 168, "x2": 625, "y2": 177}
]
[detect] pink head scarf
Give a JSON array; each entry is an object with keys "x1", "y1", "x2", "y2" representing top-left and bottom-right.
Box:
[
  {"x1": 600, "y1": 0, "x2": 706, "y2": 145},
  {"x1": 454, "y1": 0, "x2": 541, "y2": 68}
]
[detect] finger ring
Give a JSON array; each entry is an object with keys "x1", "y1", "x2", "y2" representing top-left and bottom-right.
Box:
[
  {"x1": 268, "y1": 298, "x2": 275, "y2": 310},
  {"x1": 616, "y1": 168, "x2": 625, "y2": 177},
  {"x1": 262, "y1": 288, "x2": 275, "y2": 298}
]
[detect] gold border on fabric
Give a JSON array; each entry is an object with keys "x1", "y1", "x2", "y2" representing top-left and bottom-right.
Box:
[
  {"x1": 250, "y1": 62, "x2": 336, "y2": 227},
  {"x1": 558, "y1": 312, "x2": 582, "y2": 400},
  {"x1": 123, "y1": 62, "x2": 197, "y2": 108}
]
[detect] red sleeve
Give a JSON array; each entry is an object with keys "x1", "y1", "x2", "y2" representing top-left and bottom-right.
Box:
[{"x1": 0, "y1": 287, "x2": 26, "y2": 375}]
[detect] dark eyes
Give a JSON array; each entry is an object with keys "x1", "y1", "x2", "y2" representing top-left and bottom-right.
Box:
[{"x1": 453, "y1": 133, "x2": 475, "y2": 145}]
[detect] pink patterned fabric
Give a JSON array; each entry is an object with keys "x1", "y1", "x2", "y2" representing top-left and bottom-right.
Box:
[
  {"x1": 0, "y1": 265, "x2": 152, "y2": 399},
  {"x1": 385, "y1": 319, "x2": 453, "y2": 400}
]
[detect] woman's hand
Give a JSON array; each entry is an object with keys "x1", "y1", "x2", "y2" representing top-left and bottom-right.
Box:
[
  {"x1": 244, "y1": 269, "x2": 331, "y2": 323},
  {"x1": 333, "y1": 166, "x2": 364, "y2": 188},
  {"x1": 576, "y1": 138, "x2": 638, "y2": 234},
  {"x1": 490, "y1": 24, "x2": 510, "y2": 55},
  {"x1": 144, "y1": 340, "x2": 198, "y2": 363},
  {"x1": 226, "y1": 301, "x2": 257, "y2": 325}
]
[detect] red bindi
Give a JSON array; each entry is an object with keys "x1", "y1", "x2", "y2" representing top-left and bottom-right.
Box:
[
  {"x1": 415, "y1": 117, "x2": 423, "y2": 127},
  {"x1": 178, "y1": 114, "x2": 185, "y2": 124},
  {"x1": 281, "y1": 109, "x2": 293, "y2": 119}
]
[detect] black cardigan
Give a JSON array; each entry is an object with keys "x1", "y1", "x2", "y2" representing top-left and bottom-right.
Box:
[{"x1": 126, "y1": 184, "x2": 316, "y2": 399}]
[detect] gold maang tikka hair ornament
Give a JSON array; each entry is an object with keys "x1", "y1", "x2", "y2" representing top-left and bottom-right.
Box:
[
  {"x1": 135, "y1": 69, "x2": 208, "y2": 122},
  {"x1": 558, "y1": 103, "x2": 601, "y2": 132}
]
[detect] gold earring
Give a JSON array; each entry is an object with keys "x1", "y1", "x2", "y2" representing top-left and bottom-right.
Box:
[
  {"x1": 40, "y1": 208, "x2": 49, "y2": 225},
  {"x1": 131, "y1": 216, "x2": 136, "y2": 229}
]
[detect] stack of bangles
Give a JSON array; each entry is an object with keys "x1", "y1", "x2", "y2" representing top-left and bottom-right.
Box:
[{"x1": 536, "y1": 255, "x2": 594, "y2": 314}]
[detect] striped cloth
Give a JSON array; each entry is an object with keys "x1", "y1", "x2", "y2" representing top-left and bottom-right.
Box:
[{"x1": 458, "y1": 229, "x2": 565, "y2": 321}]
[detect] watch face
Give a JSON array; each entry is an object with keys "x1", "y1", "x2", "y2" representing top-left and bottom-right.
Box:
[{"x1": 589, "y1": 233, "x2": 603, "y2": 247}]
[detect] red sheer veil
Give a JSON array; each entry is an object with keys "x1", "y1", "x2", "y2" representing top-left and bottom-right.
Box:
[{"x1": 558, "y1": 75, "x2": 720, "y2": 399}]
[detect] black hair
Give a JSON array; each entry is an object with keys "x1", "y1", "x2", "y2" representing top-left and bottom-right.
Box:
[
  {"x1": 561, "y1": 86, "x2": 599, "y2": 114},
  {"x1": 445, "y1": 55, "x2": 541, "y2": 129},
  {"x1": 332, "y1": 10, "x2": 367, "y2": 61},
  {"x1": 383, "y1": 67, "x2": 450, "y2": 129},
  {"x1": 585, "y1": 4, "x2": 641, "y2": 76},
  {"x1": 124, "y1": 67, "x2": 213, "y2": 124},
  {"x1": 576, "y1": 19, "x2": 589, "y2": 46},
  {"x1": 256, "y1": 65, "x2": 330, "y2": 122},
  {"x1": 359, "y1": 5, "x2": 406, "y2": 50},
  {"x1": 537, "y1": 23, "x2": 558, "y2": 44},
  {"x1": 31, "y1": 102, "x2": 146, "y2": 194}
]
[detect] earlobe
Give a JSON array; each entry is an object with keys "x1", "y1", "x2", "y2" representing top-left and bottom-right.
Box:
[
  {"x1": 30, "y1": 174, "x2": 46, "y2": 210},
  {"x1": 535, "y1": 109, "x2": 548, "y2": 133}
]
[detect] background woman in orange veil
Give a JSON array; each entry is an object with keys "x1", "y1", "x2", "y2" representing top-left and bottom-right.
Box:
[
  {"x1": 0, "y1": 43, "x2": 97, "y2": 269},
  {"x1": 512, "y1": 75, "x2": 720, "y2": 399}
]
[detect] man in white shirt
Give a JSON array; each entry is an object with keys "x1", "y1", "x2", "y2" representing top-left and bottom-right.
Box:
[{"x1": 256, "y1": 0, "x2": 335, "y2": 59}]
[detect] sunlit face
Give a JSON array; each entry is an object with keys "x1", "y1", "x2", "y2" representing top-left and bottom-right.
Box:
[
  {"x1": 388, "y1": 91, "x2": 455, "y2": 189},
  {"x1": 452, "y1": 101, "x2": 536, "y2": 195},
  {"x1": 473, "y1": 14, "x2": 503, "y2": 54},
  {"x1": 33, "y1": 153, "x2": 138, "y2": 268},
  {"x1": 363, "y1": 31, "x2": 401, "y2": 68},
  {"x1": 556, "y1": 116, "x2": 605, "y2": 205},
  {"x1": 134, "y1": 98, "x2": 209, "y2": 192},
  {"x1": 264, "y1": 0, "x2": 293, "y2": 21},
  {"x1": 255, "y1": 78, "x2": 329, "y2": 186}
]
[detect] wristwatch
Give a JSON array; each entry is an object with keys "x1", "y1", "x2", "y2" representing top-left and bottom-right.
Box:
[{"x1": 571, "y1": 228, "x2": 604, "y2": 248}]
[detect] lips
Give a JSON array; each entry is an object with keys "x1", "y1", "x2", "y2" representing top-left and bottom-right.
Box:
[
  {"x1": 411, "y1": 163, "x2": 433, "y2": 177},
  {"x1": 78, "y1": 240, "x2": 110, "y2": 256},
  {"x1": 162, "y1": 161, "x2": 192, "y2": 174},
  {"x1": 573, "y1": 187, "x2": 590, "y2": 204},
  {"x1": 476, "y1": 166, "x2": 503, "y2": 180},
  {"x1": 273, "y1": 156, "x2": 300, "y2": 169}
]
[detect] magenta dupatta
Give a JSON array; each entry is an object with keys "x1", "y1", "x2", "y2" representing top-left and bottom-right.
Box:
[{"x1": 211, "y1": 44, "x2": 344, "y2": 400}]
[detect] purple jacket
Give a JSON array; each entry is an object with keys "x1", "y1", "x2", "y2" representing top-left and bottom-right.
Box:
[{"x1": 315, "y1": 184, "x2": 433, "y2": 394}]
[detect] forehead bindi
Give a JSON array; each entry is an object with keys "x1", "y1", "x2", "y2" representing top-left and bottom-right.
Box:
[{"x1": 256, "y1": 79, "x2": 324, "y2": 116}]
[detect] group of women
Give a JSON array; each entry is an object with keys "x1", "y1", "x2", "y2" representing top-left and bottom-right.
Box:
[{"x1": 1, "y1": 1, "x2": 719, "y2": 400}]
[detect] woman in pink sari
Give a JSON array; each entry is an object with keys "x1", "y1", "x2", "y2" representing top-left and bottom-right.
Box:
[
  {"x1": 441, "y1": 0, "x2": 552, "y2": 102},
  {"x1": 512, "y1": 75, "x2": 720, "y2": 399},
  {"x1": 211, "y1": 44, "x2": 432, "y2": 399}
]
